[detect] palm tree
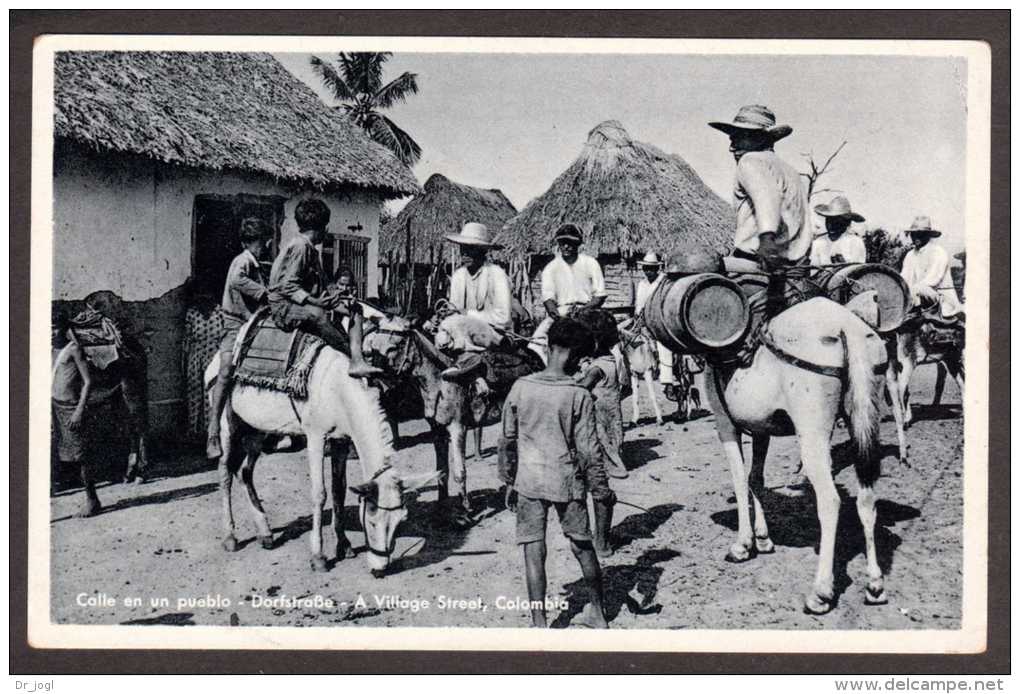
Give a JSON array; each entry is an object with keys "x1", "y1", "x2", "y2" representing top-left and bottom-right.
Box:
[{"x1": 310, "y1": 52, "x2": 422, "y2": 166}]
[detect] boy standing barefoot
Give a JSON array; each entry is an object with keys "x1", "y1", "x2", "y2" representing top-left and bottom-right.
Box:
[
  {"x1": 499, "y1": 317, "x2": 611, "y2": 628},
  {"x1": 51, "y1": 310, "x2": 98, "y2": 517}
]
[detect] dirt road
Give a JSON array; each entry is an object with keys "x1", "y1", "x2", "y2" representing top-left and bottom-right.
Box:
[{"x1": 50, "y1": 364, "x2": 963, "y2": 630}]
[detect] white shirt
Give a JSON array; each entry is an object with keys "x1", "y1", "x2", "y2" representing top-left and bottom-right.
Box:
[
  {"x1": 809, "y1": 233, "x2": 867, "y2": 266},
  {"x1": 733, "y1": 150, "x2": 812, "y2": 261},
  {"x1": 449, "y1": 262, "x2": 512, "y2": 330},
  {"x1": 900, "y1": 242, "x2": 963, "y2": 316},
  {"x1": 540, "y1": 254, "x2": 607, "y2": 315},
  {"x1": 634, "y1": 274, "x2": 663, "y2": 315}
]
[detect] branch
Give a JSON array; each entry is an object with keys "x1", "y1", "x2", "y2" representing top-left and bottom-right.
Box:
[{"x1": 817, "y1": 140, "x2": 848, "y2": 176}]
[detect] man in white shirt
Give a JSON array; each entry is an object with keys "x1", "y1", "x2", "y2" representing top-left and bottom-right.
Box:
[
  {"x1": 440, "y1": 222, "x2": 514, "y2": 387},
  {"x1": 630, "y1": 252, "x2": 676, "y2": 388},
  {"x1": 810, "y1": 196, "x2": 868, "y2": 266},
  {"x1": 900, "y1": 216, "x2": 964, "y2": 319},
  {"x1": 531, "y1": 224, "x2": 607, "y2": 357}
]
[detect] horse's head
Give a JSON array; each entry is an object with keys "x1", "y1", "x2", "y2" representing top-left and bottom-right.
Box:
[
  {"x1": 364, "y1": 314, "x2": 418, "y2": 376},
  {"x1": 350, "y1": 465, "x2": 443, "y2": 576}
]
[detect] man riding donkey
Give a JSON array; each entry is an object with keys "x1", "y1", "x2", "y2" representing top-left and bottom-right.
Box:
[
  {"x1": 206, "y1": 200, "x2": 381, "y2": 459},
  {"x1": 900, "y1": 215, "x2": 964, "y2": 321},
  {"x1": 810, "y1": 196, "x2": 867, "y2": 266}
]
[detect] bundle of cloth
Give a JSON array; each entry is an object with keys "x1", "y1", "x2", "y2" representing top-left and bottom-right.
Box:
[
  {"x1": 69, "y1": 307, "x2": 123, "y2": 370},
  {"x1": 433, "y1": 314, "x2": 504, "y2": 354}
]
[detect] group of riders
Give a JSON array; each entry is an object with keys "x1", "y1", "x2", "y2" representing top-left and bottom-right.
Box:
[{"x1": 200, "y1": 103, "x2": 963, "y2": 464}]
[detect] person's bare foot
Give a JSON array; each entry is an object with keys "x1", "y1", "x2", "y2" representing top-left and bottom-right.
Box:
[
  {"x1": 348, "y1": 360, "x2": 383, "y2": 378},
  {"x1": 75, "y1": 496, "x2": 102, "y2": 518},
  {"x1": 206, "y1": 433, "x2": 222, "y2": 459}
]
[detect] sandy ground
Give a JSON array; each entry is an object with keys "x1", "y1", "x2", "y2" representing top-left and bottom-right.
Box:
[{"x1": 50, "y1": 365, "x2": 963, "y2": 630}]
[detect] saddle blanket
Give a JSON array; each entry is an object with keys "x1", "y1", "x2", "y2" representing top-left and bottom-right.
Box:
[{"x1": 233, "y1": 312, "x2": 326, "y2": 400}]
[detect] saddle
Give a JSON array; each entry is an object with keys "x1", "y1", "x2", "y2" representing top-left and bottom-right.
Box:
[
  {"x1": 233, "y1": 309, "x2": 326, "y2": 399},
  {"x1": 903, "y1": 306, "x2": 965, "y2": 353},
  {"x1": 465, "y1": 345, "x2": 545, "y2": 425}
]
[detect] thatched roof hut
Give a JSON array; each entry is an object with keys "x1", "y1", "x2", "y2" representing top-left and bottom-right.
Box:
[
  {"x1": 498, "y1": 120, "x2": 734, "y2": 259},
  {"x1": 380, "y1": 173, "x2": 517, "y2": 264},
  {"x1": 54, "y1": 51, "x2": 420, "y2": 199}
]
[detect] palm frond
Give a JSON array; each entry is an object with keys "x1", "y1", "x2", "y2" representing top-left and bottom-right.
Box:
[
  {"x1": 366, "y1": 113, "x2": 422, "y2": 167},
  {"x1": 339, "y1": 52, "x2": 390, "y2": 95},
  {"x1": 373, "y1": 71, "x2": 419, "y2": 109},
  {"x1": 309, "y1": 55, "x2": 356, "y2": 103}
]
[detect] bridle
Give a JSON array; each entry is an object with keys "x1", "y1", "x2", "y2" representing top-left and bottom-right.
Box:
[
  {"x1": 357, "y1": 463, "x2": 406, "y2": 559},
  {"x1": 373, "y1": 324, "x2": 418, "y2": 376}
]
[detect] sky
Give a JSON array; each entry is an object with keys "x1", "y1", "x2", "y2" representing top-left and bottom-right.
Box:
[{"x1": 274, "y1": 51, "x2": 969, "y2": 253}]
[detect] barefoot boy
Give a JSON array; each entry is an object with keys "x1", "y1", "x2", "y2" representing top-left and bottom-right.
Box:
[
  {"x1": 499, "y1": 317, "x2": 612, "y2": 628},
  {"x1": 51, "y1": 309, "x2": 98, "y2": 517}
]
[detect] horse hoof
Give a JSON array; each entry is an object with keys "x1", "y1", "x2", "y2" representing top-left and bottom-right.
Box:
[
  {"x1": 754, "y1": 537, "x2": 775, "y2": 554},
  {"x1": 259, "y1": 535, "x2": 274, "y2": 550},
  {"x1": 309, "y1": 555, "x2": 329, "y2": 573},
  {"x1": 864, "y1": 581, "x2": 888, "y2": 605},
  {"x1": 336, "y1": 544, "x2": 357, "y2": 561},
  {"x1": 371, "y1": 568, "x2": 387, "y2": 580},
  {"x1": 222, "y1": 536, "x2": 239, "y2": 553},
  {"x1": 803, "y1": 593, "x2": 835, "y2": 615},
  {"x1": 724, "y1": 543, "x2": 752, "y2": 563}
]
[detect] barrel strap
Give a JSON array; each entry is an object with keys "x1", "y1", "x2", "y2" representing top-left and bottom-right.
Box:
[{"x1": 760, "y1": 330, "x2": 846, "y2": 379}]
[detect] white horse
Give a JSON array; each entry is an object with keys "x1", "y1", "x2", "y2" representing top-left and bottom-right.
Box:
[
  {"x1": 704, "y1": 297, "x2": 890, "y2": 614},
  {"x1": 205, "y1": 346, "x2": 440, "y2": 576}
]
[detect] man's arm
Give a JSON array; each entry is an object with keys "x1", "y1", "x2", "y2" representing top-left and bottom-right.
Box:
[
  {"x1": 582, "y1": 257, "x2": 608, "y2": 309},
  {"x1": 540, "y1": 263, "x2": 561, "y2": 319},
  {"x1": 574, "y1": 390, "x2": 611, "y2": 499},
  {"x1": 497, "y1": 387, "x2": 520, "y2": 487},
  {"x1": 68, "y1": 345, "x2": 91, "y2": 428},
  {"x1": 272, "y1": 243, "x2": 313, "y2": 305},
  {"x1": 232, "y1": 257, "x2": 268, "y2": 302},
  {"x1": 738, "y1": 156, "x2": 784, "y2": 262},
  {"x1": 846, "y1": 237, "x2": 867, "y2": 264},
  {"x1": 448, "y1": 268, "x2": 467, "y2": 312}
]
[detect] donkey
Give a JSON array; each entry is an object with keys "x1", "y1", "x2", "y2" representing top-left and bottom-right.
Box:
[
  {"x1": 703, "y1": 297, "x2": 890, "y2": 615},
  {"x1": 205, "y1": 346, "x2": 440, "y2": 577},
  {"x1": 892, "y1": 318, "x2": 965, "y2": 430},
  {"x1": 617, "y1": 325, "x2": 664, "y2": 426}
]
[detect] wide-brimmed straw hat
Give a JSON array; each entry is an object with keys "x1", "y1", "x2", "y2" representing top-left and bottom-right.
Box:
[
  {"x1": 554, "y1": 223, "x2": 584, "y2": 245},
  {"x1": 709, "y1": 104, "x2": 793, "y2": 141},
  {"x1": 637, "y1": 252, "x2": 663, "y2": 267},
  {"x1": 445, "y1": 222, "x2": 503, "y2": 249},
  {"x1": 814, "y1": 196, "x2": 865, "y2": 223},
  {"x1": 905, "y1": 215, "x2": 942, "y2": 238}
]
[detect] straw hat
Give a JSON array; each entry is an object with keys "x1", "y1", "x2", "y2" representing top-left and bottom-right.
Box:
[
  {"x1": 905, "y1": 215, "x2": 942, "y2": 238},
  {"x1": 814, "y1": 196, "x2": 865, "y2": 223},
  {"x1": 709, "y1": 105, "x2": 793, "y2": 141},
  {"x1": 637, "y1": 252, "x2": 663, "y2": 267},
  {"x1": 445, "y1": 222, "x2": 503, "y2": 249}
]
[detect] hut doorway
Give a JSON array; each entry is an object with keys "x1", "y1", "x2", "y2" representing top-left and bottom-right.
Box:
[{"x1": 190, "y1": 193, "x2": 285, "y2": 299}]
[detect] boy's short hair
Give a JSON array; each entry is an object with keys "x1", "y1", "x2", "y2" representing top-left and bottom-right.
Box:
[
  {"x1": 295, "y1": 199, "x2": 331, "y2": 232},
  {"x1": 335, "y1": 266, "x2": 355, "y2": 281},
  {"x1": 239, "y1": 217, "x2": 269, "y2": 241},
  {"x1": 547, "y1": 317, "x2": 595, "y2": 358},
  {"x1": 573, "y1": 308, "x2": 618, "y2": 357}
]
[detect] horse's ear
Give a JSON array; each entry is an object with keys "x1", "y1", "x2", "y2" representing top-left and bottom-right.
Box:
[
  {"x1": 350, "y1": 479, "x2": 379, "y2": 501},
  {"x1": 400, "y1": 470, "x2": 444, "y2": 494}
]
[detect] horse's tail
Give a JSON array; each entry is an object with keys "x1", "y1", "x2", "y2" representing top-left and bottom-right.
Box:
[{"x1": 843, "y1": 325, "x2": 885, "y2": 486}]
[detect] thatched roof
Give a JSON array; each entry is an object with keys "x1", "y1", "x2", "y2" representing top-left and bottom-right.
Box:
[
  {"x1": 498, "y1": 120, "x2": 734, "y2": 259},
  {"x1": 380, "y1": 173, "x2": 517, "y2": 263},
  {"x1": 54, "y1": 51, "x2": 419, "y2": 199}
]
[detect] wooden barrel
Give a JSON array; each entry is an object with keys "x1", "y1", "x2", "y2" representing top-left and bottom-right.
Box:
[
  {"x1": 818, "y1": 263, "x2": 910, "y2": 333},
  {"x1": 644, "y1": 273, "x2": 750, "y2": 354}
]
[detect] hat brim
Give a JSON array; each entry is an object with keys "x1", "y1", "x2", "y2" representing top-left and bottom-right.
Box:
[
  {"x1": 814, "y1": 205, "x2": 865, "y2": 223},
  {"x1": 554, "y1": 235, "x2": 582, "y2": 244},
  {"x1": 444, "y1": 233, "x2": 502, "y2": 249},
  {"x1": 637, "y1": 260, "x2": 662, "y2": 267},
  {"x1": 708, "y1": 121, "x2": 793, "y2": 141},
  {"x1": 908, "y1": 229, "x2": 942, "y2": 238}
]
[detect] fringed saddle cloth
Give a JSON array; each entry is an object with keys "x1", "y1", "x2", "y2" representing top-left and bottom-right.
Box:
[{"x1": 233, "y1": 311, "x2": 326, "y2": 400}]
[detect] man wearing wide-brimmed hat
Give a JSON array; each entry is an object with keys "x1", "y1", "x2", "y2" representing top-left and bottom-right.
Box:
[
  {"x1": 809, "y1": 196, "x2": 867, "y2": 266},
  {"x1": 900, "y1": 215, "x2": 964, "y2": 318},
  {"x1": 630, "y1": 252, "x2": 677, "y2": 391},
  {"x1": 439, "y1": 222, "x2": 514, "y2": 384},
  {"x1": 709, "y1": 105, "x2": 811, "y2": 269}
]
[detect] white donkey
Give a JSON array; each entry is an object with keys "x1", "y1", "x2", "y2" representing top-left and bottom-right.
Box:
[
  {"x1": 618, "y1": 326, "x2": 665, "y2": 426},
  {"x1": 703, "y1": 297, "x2": 890, "y2": 615},
  {"x1": 206, "y1": 346, "x2": 440, "y2": 577}
]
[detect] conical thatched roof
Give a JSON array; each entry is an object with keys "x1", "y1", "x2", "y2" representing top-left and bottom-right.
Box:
[
  {"x1": 498, "y1": 120, "x2": 734, "y2": 259},
  {"x1": 380, "y1": 173, "x2": 517, "y2": 264},
  {"x1": 54, "y1": 52, "x2": 420, "y2": 199}
]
